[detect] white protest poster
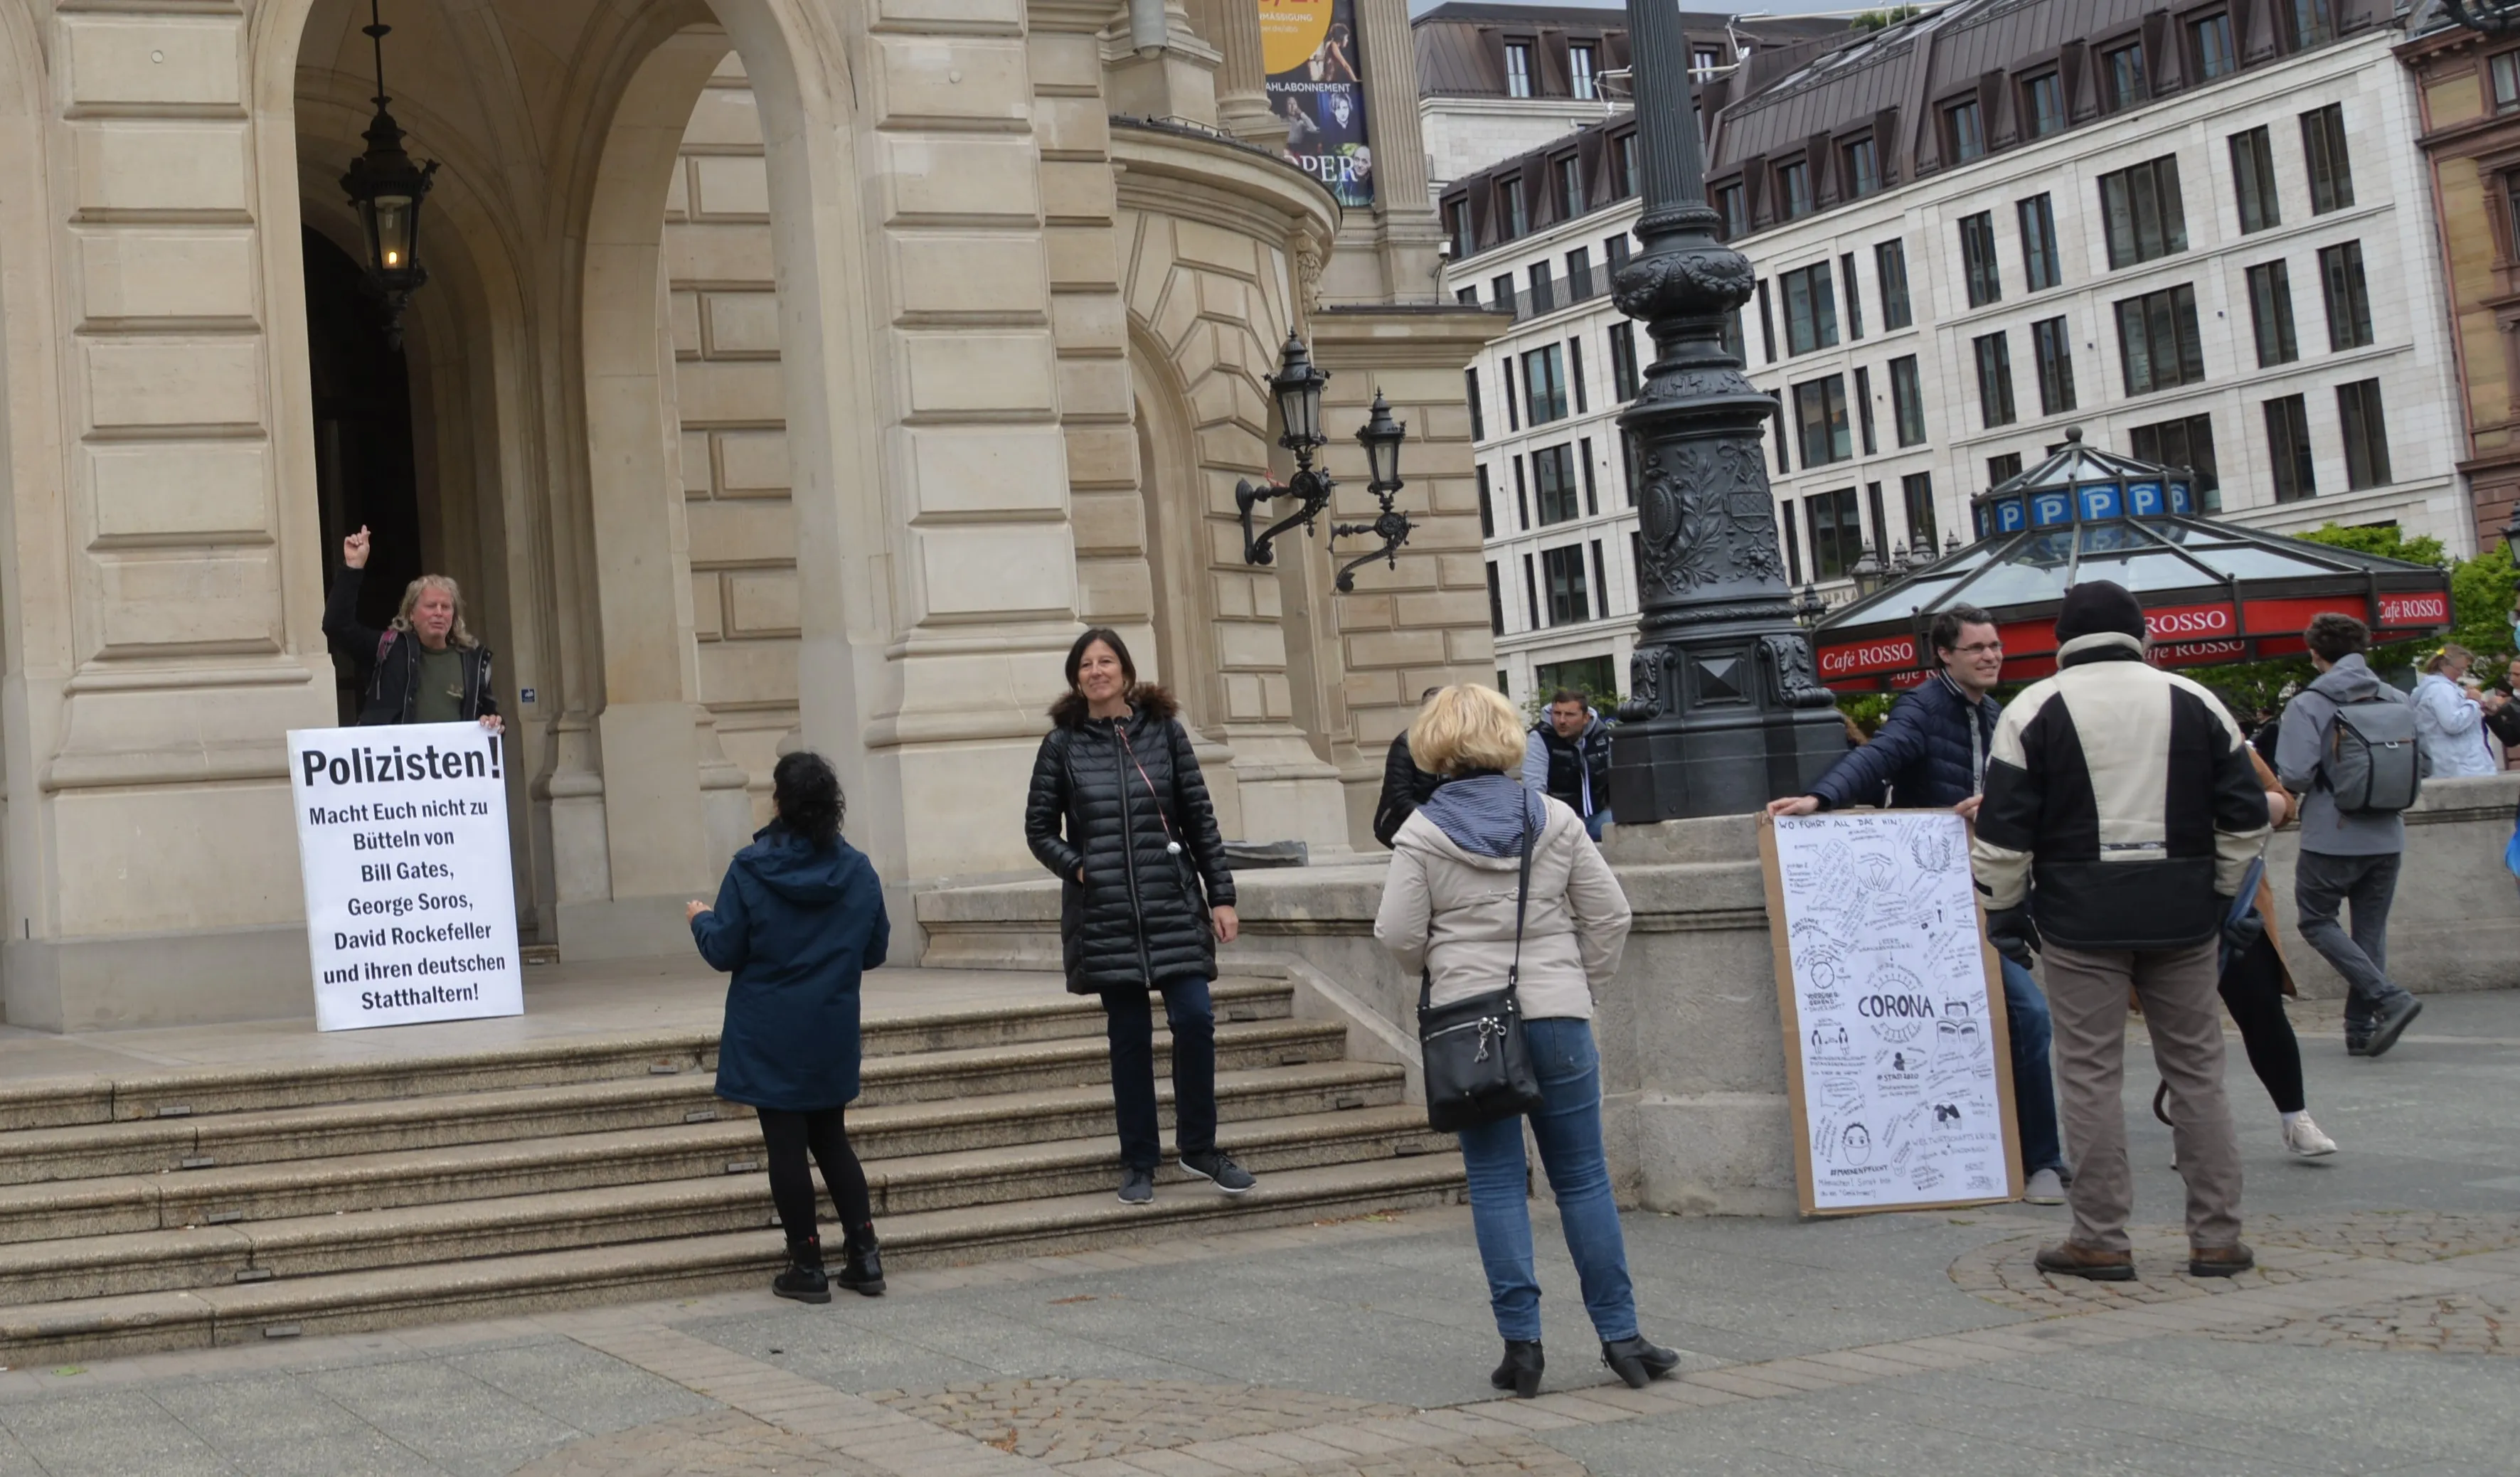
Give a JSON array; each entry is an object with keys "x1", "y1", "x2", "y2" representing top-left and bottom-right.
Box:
[
  {"x1": 1758, "y1": 811, "x2": 2021, "y2": 1215},
  {"x1": 288, "y1": 722, "x2": 524, "y2": 1032}
]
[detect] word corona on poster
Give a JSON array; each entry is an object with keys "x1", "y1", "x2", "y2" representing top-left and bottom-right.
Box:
[
  {"x1": 1259, "y1": 0, "x2": 1373, "y2": 207},
  {"x1": 289, "y1": 723, "x2": 523, "y2": 1033},
  {"x1": 1758, "y1": 811, "x2": 2023, "y2": 1216}
]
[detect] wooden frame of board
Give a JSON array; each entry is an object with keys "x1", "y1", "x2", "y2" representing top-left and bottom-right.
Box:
[{"x1": 1758, "y1": 811, "x2": 2026, "y2": 1217}]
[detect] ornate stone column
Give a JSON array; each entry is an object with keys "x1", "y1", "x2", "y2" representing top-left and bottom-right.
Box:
[
  {"x1": 1606, "y1": 0, "x2": 1844, "y2": 820},
  {"x1": 1197, "y1": 0, "x2": 1285, "y2": 147}
]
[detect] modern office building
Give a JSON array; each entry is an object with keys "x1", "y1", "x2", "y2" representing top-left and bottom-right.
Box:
[{"x1": 1442, "y1": 0, "x2": 2466, "y2": 703}]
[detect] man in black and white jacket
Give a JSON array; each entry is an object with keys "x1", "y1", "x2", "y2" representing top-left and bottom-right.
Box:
[{"x1": 1972, "y1": 581, "x2": 2270, "y2": 1283}]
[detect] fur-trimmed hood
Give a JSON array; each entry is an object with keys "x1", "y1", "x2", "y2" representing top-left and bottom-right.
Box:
[{"x1": 1048, "y1": 683, "x2": 1179, "y2": 731}]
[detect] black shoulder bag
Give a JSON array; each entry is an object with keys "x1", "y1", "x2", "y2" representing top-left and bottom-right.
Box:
[{"x1": 1415, "y1": 801, "x2": 1546, "y2": 1132}]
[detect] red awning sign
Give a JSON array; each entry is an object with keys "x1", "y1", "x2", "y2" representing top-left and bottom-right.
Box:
[
  {"x1": 1817, "y1": 634, "x2": 1917, "y2": 680},
  {"x1": 2143, "y1": 602, "x2": 2236, "y2": 641},
  {"x1": 2377, "y1": 592, "x2": 2450, "y2": 628}
]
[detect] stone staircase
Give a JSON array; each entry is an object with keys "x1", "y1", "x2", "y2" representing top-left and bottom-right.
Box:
[{"x1": 0, "y1": 977, "x2": 1460, "y2": 1363}]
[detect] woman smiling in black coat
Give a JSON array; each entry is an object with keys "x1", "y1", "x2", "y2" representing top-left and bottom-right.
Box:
[{"x1": 1025, "y1": 628, "x2": 1248, "y2": 1206}]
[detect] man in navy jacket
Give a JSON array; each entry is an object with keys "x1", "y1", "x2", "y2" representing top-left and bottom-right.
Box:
[{"x1": 1769, "y1": 604, "x2": 2069, "y2": 1204}]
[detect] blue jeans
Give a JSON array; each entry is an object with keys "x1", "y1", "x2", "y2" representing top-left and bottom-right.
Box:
[
  {"x1": 2000, "y1": 956, "x2": 2066, "y2": 1176},
  {"x1": 1100, "y1": 976, "x2": 1216, "y2": 1171},
  {"x1": 1583, "y1": 809, "x2": 1612, "y2": 842},
  {"x1": 1456, "y1": 1018, "x2": 1637, "y2": 1343}
]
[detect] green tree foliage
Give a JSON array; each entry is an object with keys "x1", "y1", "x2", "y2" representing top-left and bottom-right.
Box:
[{"x1": 1850, "y1": 5, "x2": 1923, "y2": 31}]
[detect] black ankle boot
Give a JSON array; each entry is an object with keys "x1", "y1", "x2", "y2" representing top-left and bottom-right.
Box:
[
  {"x1": 1489, "y1": 1338, "x2": 1543, "y2": 1399},
  {"x1": 1600, "y1": 1335, "x2": 1679, "y2": 1389},
  {"x1": 773, "y1": 1234, "x2": 831, "y2": 1303},
  {"x1": 837, "y1": 1220, "x2": 886, "y2": 1297}
]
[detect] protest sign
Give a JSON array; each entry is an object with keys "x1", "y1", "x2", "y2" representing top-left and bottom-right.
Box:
[
  {"x1": 1759, "y1": 811, "x2": 2021, "y2": 1215},
  {"x1": 288, "y1": 722, "x2": 523, "y2": 1032}
]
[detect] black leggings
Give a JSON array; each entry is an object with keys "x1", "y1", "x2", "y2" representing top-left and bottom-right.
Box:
[
  {"x1": 756, "y1": 1106, "x2": 873, "y2": 1244},
  {"x1": 2218, "y1": 932, "x2": 2306, "y2": 1115}
]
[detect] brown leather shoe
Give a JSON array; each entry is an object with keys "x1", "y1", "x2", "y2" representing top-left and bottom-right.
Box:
[
  {"x1": 2034, "y1": 1241, "x2": 2136, "y2": 1281},
  {"x1": 2189, "y1": 1241, "x2": 2255, "y2": 1278}
]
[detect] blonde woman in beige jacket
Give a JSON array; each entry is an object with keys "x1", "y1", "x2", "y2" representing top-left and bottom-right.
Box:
[{"x1": 1373, "y1": 684, "x2": 1675, "y2": 1399}]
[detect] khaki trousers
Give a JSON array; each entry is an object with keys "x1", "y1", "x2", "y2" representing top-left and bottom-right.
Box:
[{"x1": 2042, "y1": 937, "x2": 2243, "y2": 1253}]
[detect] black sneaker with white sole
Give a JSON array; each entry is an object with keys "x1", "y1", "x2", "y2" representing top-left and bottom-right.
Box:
[
  {"x1": 2361, "y1": 993, "x2": 2422, "y2": 1060},
  {"x1": 1117, "y1": 1165, "x2": 1155, "y2": 1205},
  {"x1": 1176, "y1": 1149, "x2": 1256, "y2": 1195}
]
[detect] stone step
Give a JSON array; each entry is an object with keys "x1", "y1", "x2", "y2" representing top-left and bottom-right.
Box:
[
  {"x1": 0, "y1": 979, "x2": 1294, "y2": 1131},
  {"x1": 0, "y1": 1060, "x2": 1408, "y2": 1243},
  {"x1": 0, "y1": 1153, "x2": 1468, "y2": 1364},
  {"x1": 0, "y1": 1013, "x2": 1342, "y2": 1186},
  {"x1": 0, "y1": 1106, "x2": 1449, "y2": 1303}
]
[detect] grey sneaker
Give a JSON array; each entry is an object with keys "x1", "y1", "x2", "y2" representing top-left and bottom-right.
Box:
[
  {"x1": 2024, "y1": 1167, "x2": 2066, "y2": 1205},
  {"x1": 1177, "y1": 1149, "x2": 1256, "y2": 1195},
  {"x1": 1117, "y1": 1166, "x2": 1155, "y2": 1205}
]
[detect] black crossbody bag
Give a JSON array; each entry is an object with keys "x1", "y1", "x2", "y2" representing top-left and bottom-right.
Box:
[{"x1": 1415, "y1": 802, "x2": 1545, "y2": 1132}]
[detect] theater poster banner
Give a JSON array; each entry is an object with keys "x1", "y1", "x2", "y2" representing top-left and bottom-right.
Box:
[
  {"x1": 1260, "y1": 0, "x2": 1373, "y2": 207},
  {"x1": 289, "y1": 722, "x2": 525, "y2": 1032}
]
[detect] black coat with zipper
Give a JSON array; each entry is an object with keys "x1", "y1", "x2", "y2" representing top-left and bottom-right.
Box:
[
  {"x1": 1024, "y1": 686, "x2": 1235, "y2": 995},
  {"x1": 323, "y1": 566, "x2": 499, "y2": 726}
]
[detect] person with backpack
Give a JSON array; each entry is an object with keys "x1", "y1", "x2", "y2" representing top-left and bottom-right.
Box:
[{"x1": 2275, "y1": 612, "x2": 2428, "y2": 1059}]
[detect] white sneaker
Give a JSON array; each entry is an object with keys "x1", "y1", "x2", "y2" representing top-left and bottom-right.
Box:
[
  {"x1": 2284, "y1": 1113, "x2": 2339, "y2": 1158},
  {"x1": 2024, "y1": 1167, "x2": 2066, "y2": 1205}
]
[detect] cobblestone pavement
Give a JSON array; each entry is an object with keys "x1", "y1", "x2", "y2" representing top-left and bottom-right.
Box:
[{"x1": 1, "y1": 991, "x2": 2516, "y2": 1476}]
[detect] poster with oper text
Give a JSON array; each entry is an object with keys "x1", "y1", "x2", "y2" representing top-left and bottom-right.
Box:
[
  {"x1": 289, "y1": 723, "x2": 523, "y2": 1032},
  {"x1": 1759, "y1": 811, "x2": 2021, "y2": 1215}
]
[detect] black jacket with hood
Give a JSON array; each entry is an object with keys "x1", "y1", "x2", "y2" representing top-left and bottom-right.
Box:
[
  {"x1": 323, "y1": 565, "x2": 499, "y2": 726},
  {"x1": 1372, "y1": 732, "x2": 1445, "y2": 848},
  {"x1": 1024, "y1": 686, "x2": 1235, "y2": 994}
]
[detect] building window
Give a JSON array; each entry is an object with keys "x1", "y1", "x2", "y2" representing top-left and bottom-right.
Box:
[
  {"x1": 1987, "y1": 452, "x2": 2024, "y2": 487},
  {"x1": 2130, "y1": 413, "x2": 2219, "y2": 510},
  {"x1": 1542, "y1": 544, "x2": 1590, "y2": 624},
  {"x1": 2494, "y1": 51, "x2": 2520, "y2": 114},
  {"x1": 1959, "y1": 211, "x2": 2002, "y2": 307},
  {"x1": 1777, "y1": 160, "x2": 1813, "y2": 221},
  {"x1": 2024, "y1": 73, "x2": 2065, "y2": 138},
  {"x1": 1523, "y1": 345, "x2": 1568, "y2": 424},
  {"x1": 1487, "y1": 562, "x2": 1504, "y2": 634},
  {"x1": 1605, "y1": 233, "x2": 1630, "y2": 274},
  {"x1": 1805, "y1": 488, "x2": 1863, "y2": 580},
  {"x1": 1522, "y1": 262, "x2": 1551, "y2": 317},
  {"x1": 1840, "y1": 253, "x2": 1865, "y2": 339},
  {"x1": 1555, "y1": 156, "x2": 1583, "y2": 220},
  {"x1": 2031, "y1": 316, "x2": 2076, "y2": 415},
  {"x1": 1445, "y1": 200, "x2": 1474, "y2": 258},
  {"x1": 2245, "y1": 260, "x2": 2299, "y2": 367},
  {"x1": 1945, "y1": 98, "x2": 1986, "y2": 164},
  {"x1": 1498, "y1": 177, "x2": 1526, "y2": 239},
  {"x1": 1570, "y1": 43, "x2": 1597, "y2": 101},
  {"x1": 1477, "y1": 465, "x2": 1495, "y2": 538},
  {"x1": 2293, "y1": 0, "x2": 2335, "y2": 48},
  {"x1": 1580, "y1": 437, "x2": 1597, "y2": 515},
  {"x1": 1615, "y1": 135, "x2": 1639, "y2": 198},
  {"x1": 1467, "y1": 368, "x2": 1484, "y2": 441},
  {"x1": 2102, "y1": 42, "x2": 2147, "y2": 112},
  {"x1": 2230, "y1": 127, "x2": 2280, "y2": 234},
  {"x1": 1622, "y1": 431, "x2": 1641, "y2": 506},
  {"x1": 2265, "y1": 394, "x2": 2316, "y2": 502},
  {"x1": 1456, "y1": 286, "x2": 1478, "y2": 306},
  {"x1": 2099, "y1": 155, "x2": 2187, "y2": 269},
  {"x1": 2318, "y1": 241, "x2": 2372, "y2": 351},
  {"x1": 1780, "y1": 262, "x2": 1839, "y2": 356},
  {"x1": 1770, "y1": 390, "x2": 1790, "y2": 474},
  {"x1": 1780, "y1": 497, "x2": 1803, "y2": 581},
  {"x1": 1854, "y1": 366, "x2": 1878, "y2": 454},
  {"x1": 2302, "y1": 103, "x2": 2354, "y2": 214},
  {"x1": 1565, "y1": 246, "x2": 1594, "y2": 304},
  {"x1": 1592, "y1": 540, "x2": 1610, "y2": 617},
  {"x1": 1844, "y1": 137, "x2": 1881, "y2": 200},
  {"x1": 2191, "y1": 11, "x2": 2235, "y2": 80},
  {"x1": 1756, "y1": 279, "x2": 1777, "y2": 363},
  {"x1": 1533, "y1": 444, "x2": 1580, "y2": 524},
  {"x1": 1522, "y1": 554, "x2": 1539, "y2": 628},
  {"x1": 1610, "y1": 321, "x2": 1639, "y2": 399},
  {"x1": 2338, "y1": 379, "x2": 2391, "y2": 489},
  {"x1": 1974, "y1": 331, "x2": 2018, "y2": 427},
  {"x1": 1889, "y1": 355, "x2": 1926, "y2": 447},
  {"x1": 1714, "y1": 181, "x2": 1745, "y2": 239},
  {"x1": 1692, "y1": 46, "x2": 1724, "y2": 80},
  {"x1": 1512, "y1": 454, "x2": 1528, "y2": 524},
  {"x1": 1876, "y1": 240, "x2": 1912, "y2": 329},
  {"x1": 1490, "y1": 274, "x2": 1516, "y2": 319},
  {"x1": 2115, "y1": 283, "x2": 2206, "y2": 395},
  {"x1": 1504, "y1": 42, "x2": 1533, "y2": 99},
  {"x1": 2019, "y1": 194, "x2": 2061, "y2": 292},
  {"x1": 1721, "y1": 305, "x2": 1745, "y2": 362},
  {"x1": 1568, "y1": 338, "x2": 1588, "y2": 414},
  {"x1": 1901, "y1": 471, "x2": 1937, "y2": 550},
  {"x1": 1794, "y1": 375, "x2": 1852, "y2": 467}
]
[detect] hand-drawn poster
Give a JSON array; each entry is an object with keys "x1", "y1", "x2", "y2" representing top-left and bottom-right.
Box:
[
  {"x1": 1260, "y1": 0, "x2": 1373, "y2": 207},
  {"x1": 1760, "y1": 811, "x2": 2022, "y2": 1215}
]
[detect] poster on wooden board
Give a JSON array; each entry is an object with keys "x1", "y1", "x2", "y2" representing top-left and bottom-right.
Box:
[{"x1": 1759, "y1": 811, "x2": 2023, "y2": 1216}]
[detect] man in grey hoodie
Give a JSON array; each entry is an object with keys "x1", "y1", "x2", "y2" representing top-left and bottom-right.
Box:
[{"x1": 2275, "y1": 613, "x2": 2425, "y2": 1058}]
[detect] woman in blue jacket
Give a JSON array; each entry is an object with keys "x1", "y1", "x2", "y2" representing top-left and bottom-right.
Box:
[{"x1": 688, "y1": 752, "x2": 890, "y2": 1303}]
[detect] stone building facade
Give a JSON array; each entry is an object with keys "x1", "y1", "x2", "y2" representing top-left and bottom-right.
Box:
[{"x1": 0, "y1": 0, "x2": 1492, "y2": 1030}]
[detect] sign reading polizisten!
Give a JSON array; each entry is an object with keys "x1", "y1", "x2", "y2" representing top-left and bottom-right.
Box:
[
  {"x1": 1260, "y1": 0, "x2": 1373, "y2": 207},
  {"x1": 288, "y1": 723, "x2": 523, "y2": 1033}
]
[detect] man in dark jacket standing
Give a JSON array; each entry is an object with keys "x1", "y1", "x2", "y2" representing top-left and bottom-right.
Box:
[
  {"x1": 1373, "y1": 688, "x2": 1446, "y2": 848},
  {"x1": 1769, "y1": 604, "x2": 2068, "y2": 1205},
  {"x1": 1523, "y1": 690, "x2": 1614, "y2": 839},
  {"x1": 324, "y1": 526, "x2": 502, "y2": 731},
  {"x1": 1974, "y1": 582, "x2": 2269, "y2": 1281}
]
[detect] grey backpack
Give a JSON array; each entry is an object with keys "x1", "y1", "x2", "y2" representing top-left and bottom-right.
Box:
[{"x1": 2324, "y1": 693, "x2": 2422, "y2": 814}]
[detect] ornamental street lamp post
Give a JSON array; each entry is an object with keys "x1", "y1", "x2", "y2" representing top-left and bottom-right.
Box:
[
  {"x1": 340, "y1": 0, "x2": 437, "y2": 350},
  {"x1": 1605, "y1": 1, "x2": 1844, "y2": 821}
]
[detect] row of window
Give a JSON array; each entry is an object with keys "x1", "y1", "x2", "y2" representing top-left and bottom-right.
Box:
[
  {"x1": 1487, "y1": 539, "x2": 1620, "y2": 636},
  {"x1": 1445, "y1": 135, "x2": 1642, "y2": 259},
  {"x1": 1755, "y1": 242, "x2": 1915, "y2": 361},
  {"x1": 1501, "y1": 38, "x2": 1605, "y2": 102},
  {"x1": 1466, "y1": 319, "x2": 1648, "y2": 441},
  {"x1": 1462, "y1": 233, "x2": 1634, "y2": 321},
  {"x1": 1779, "y1": 476, "x2": 1945, "y2": 585},
  {"x1": 1475, "y1": 431, "x2": 1643, "y2": 542}
]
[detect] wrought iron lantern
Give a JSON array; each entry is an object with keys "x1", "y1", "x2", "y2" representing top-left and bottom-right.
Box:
[
  {"x1": 1330, "y1": 392, "x2": 1413, "y2": 592},
  {"x1": 1235, "y1": 336, "x2": 1415, "y2": 589},
  {"x1": 339, "y1": 0, "x2": 438, "y2": 349}
]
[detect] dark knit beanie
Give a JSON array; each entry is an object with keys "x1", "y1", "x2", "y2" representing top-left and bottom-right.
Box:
[{"x1": 2053, "y1": 580, "x2": 2147, "y2": 644}]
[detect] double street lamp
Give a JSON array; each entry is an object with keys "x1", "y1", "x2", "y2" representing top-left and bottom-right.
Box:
[{"x1": 1235, "y1": 332, "x2": 1415, "y2": 592}]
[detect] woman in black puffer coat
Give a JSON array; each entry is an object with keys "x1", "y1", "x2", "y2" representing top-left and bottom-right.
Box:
[{"x1": 1026, "y1": 628, "x2": 1249, "y2": 1207}]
